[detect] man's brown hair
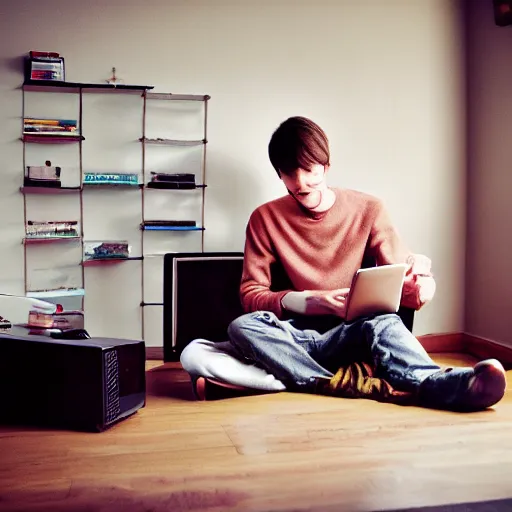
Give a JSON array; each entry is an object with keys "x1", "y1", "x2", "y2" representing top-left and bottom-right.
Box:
[{"x1": 268, "y1": 116, "x2": 330, "y2": 177}]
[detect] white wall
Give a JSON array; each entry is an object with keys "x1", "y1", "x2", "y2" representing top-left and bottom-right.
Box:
[
  {"x1": 0, "y1": 0, "x2": 466, "y2": 345},
  {"x1": 465, "y1": 0, "x2": 512, "y2": 346}
]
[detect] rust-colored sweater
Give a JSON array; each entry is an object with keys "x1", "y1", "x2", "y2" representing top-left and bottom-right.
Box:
[{"x1": 240, "y1": 187, "x2": 428, "y2": 318}]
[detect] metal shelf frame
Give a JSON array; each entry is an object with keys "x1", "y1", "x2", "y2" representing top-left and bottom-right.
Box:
[
  {"x1": 21, "y1": 81, "x2": 209, "y2": 344},
  {"x1": 139, "y1": 91, "x2": 209, "y2": 340},
  {"x1": 21, "y1": 82, "x2": 153, "y2": 316}
]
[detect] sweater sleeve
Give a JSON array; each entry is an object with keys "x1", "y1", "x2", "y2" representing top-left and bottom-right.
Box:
[
  {"x1": 368, "y1": 200, "x2": 434, "y2": 311},
  {"x1": 239, "y1": 209, "x2": 289, "y2": 317}
]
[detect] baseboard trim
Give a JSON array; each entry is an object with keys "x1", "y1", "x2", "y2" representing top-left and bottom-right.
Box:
[
  {"x1": 418, "y1": 332, "x2": 466, "y2": 353},
  {"x1": 146, "y1": 347, "x2": 164, "y2": 360},
  {"x1": 464, "y1": 334, "x2": 512, "y2": 368},
  {"x1": 419, "y1": 332, "x2": 512, "y2": 369},
  {"x1": 146, "y1": 334, "x2": 512, "y2": 368}
]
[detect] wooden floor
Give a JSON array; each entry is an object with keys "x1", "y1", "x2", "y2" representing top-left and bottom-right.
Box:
[{"x1": 1, "y1": 353, "x2": 511, "y2": 512}]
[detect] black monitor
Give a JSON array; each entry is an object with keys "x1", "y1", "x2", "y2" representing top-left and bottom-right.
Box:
[{"x1": 163, "y1": 252, "x2": 245, "y2": 362}]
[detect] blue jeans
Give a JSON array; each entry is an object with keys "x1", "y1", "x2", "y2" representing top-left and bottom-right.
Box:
[{"x1": 227, "y1": 311, "x2": 441, "y2": 394}]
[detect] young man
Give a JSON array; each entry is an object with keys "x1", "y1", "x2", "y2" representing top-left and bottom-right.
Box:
[{"x1": 181, "y1": 116, "x2": 507, "y2": 411}]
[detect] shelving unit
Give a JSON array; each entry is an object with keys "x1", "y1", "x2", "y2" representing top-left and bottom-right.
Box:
[
  {"x1": 20, "y1": 80, "x2": 210, "y2": 343},
  {"x1": 139, "y1": 91, "x2": 210, "y2": 339},
  {"x1": 21, "y1": 80, "x2": 153, "y2": 316}
]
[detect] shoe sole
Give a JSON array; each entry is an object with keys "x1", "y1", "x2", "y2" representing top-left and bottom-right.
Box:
[
  {"x1": 469, "y1": 359, "x2": 507, "y2": 410},
  {"x1": 193, "y1": 377, "x2": 206, "y2": 401},
  {"x1": 192, "y1": 376, "x2": 252, "y2": 401}
]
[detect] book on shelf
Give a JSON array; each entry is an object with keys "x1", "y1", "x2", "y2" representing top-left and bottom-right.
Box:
[
  {"x1": 26, "y1": 221, "x2": 79, "y2": 239},
  {"x1": 143, "y1": 220, "x2": 197, "y2": 227},
  {"x1": 83, "y1": 172, "x2": 139, "y2": 186},
  {"x1": 148, "y1": 172, "x2": 197, "y2": 189},
  {"x1": 23, "y1": 118, "x2": 79, "y2": 136},
  {"x1": 150, "y1": 172, "x2": 195, "y2": 183},
  {"x1": 84, "y1": 240, "x2": 131, "y2": 261}
]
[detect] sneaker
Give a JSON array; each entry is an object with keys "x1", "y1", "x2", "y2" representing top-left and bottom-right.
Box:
[
  {"x1": 418, "y1": 359, "x2": 507, "y2": 411},
  {"x1": 191, "y1": 376, "x2": 269, "y2": 401}
]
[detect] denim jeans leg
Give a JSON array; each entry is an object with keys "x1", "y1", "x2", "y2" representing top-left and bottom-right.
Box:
[
  {"x1": 227, "y1": 311, "x2": 333, "y2": 390},
  {"x1": 360, "y1": 313, "x2": 441, "y2": 392}
]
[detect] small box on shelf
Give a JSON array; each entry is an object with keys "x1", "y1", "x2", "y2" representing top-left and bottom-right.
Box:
[
  {"x1": 26, "y1": 160, "x2": 61, "y2": 181},
  {"x1": 24, "y1": 51, "x2": 65, "y2": 83},
  {"x1": 23, "y1": 159, "x2": 67, "y2": 190},
  {"x1": 84, "y1": 240, "x2": 130, "y2": 262}
]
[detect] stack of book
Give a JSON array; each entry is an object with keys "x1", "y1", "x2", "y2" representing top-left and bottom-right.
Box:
[
  {"x1": 23, "y1": 118, "x2": 79, "y2": 137},
  {"x1": 143, "y1": 220, "x2": 197, "y2": 228},
  {"x1": 28, "y1": 309, "x2": 84, "y2": 330},
  {"x1": 26, "y1": 221, "x2": 79, "y2": 239},
  {"x1": 25, "y1": 51, "x2": 65, "y2": 82},
  {"x1": 147, "y1": 172, "x2": 197, "y2": 189},
  {"x1": 83, "y1": 173, "x2": 139, "y2": 186}
]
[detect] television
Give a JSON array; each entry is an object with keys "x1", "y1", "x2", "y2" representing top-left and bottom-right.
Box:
[{"x1": 163, "y1": 252, "x2": 245, "y2": 362}]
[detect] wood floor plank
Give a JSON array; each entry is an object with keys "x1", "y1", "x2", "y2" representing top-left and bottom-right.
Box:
[{"x1": 0, "y1": 353, "x2": 511, "y2": 512}]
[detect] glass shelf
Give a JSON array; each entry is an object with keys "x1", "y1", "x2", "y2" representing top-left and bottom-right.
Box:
[
  {"x1": 145, "y1": 93, "x2": 210, "y2": 101},
  {"x1": 139, "y1": 137, "x2": 206, "y2": 146},
  {"x1": 23, "y1": 236, "x2": 81, "y2": 245},
  {"x1": 22, "y1": 134, "x2": 84, "y2": 144},
  {"x1": 27, "y1": 288, "x2": 85, "y2": 299},
  {"x1": 141, "y1": 225, "x2": 204, "y2": 231},
  {"x1": 20, "y1": 186, "x2": 82, "y2": 194},
  {"x1": 83, "y1": 256, "x2": 143, "y2": 266},
  {"x1": 23, "y1": 81, "x2": 154, "y2": 94}
]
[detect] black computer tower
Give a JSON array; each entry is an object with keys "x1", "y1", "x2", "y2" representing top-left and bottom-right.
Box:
[{"x1": 0, "y1": 331, "x2": 146, "y2": 432}]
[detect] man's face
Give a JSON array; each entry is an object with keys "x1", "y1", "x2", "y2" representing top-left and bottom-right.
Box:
[{"x1": 280, "y1": 164, "x2": 327, "y2": 210}]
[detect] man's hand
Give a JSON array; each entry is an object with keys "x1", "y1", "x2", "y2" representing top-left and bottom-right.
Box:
[
  {"x1": 403, "y1": 254, "x2": 436, "y2": 308},
  {"x1": 304, "y1": 288, "x2": 350, "y2": 318},
  {"x1": 406, "y1": 254, "x2": 432, "y2": 277}
]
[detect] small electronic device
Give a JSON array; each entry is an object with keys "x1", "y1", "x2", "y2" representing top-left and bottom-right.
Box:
[
  {"x1": 344, "y1": 263, "x2": 409, "y2": 322},
  {"x1": 0, "y1": 329, "x2": 145, "y2": 431}
]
